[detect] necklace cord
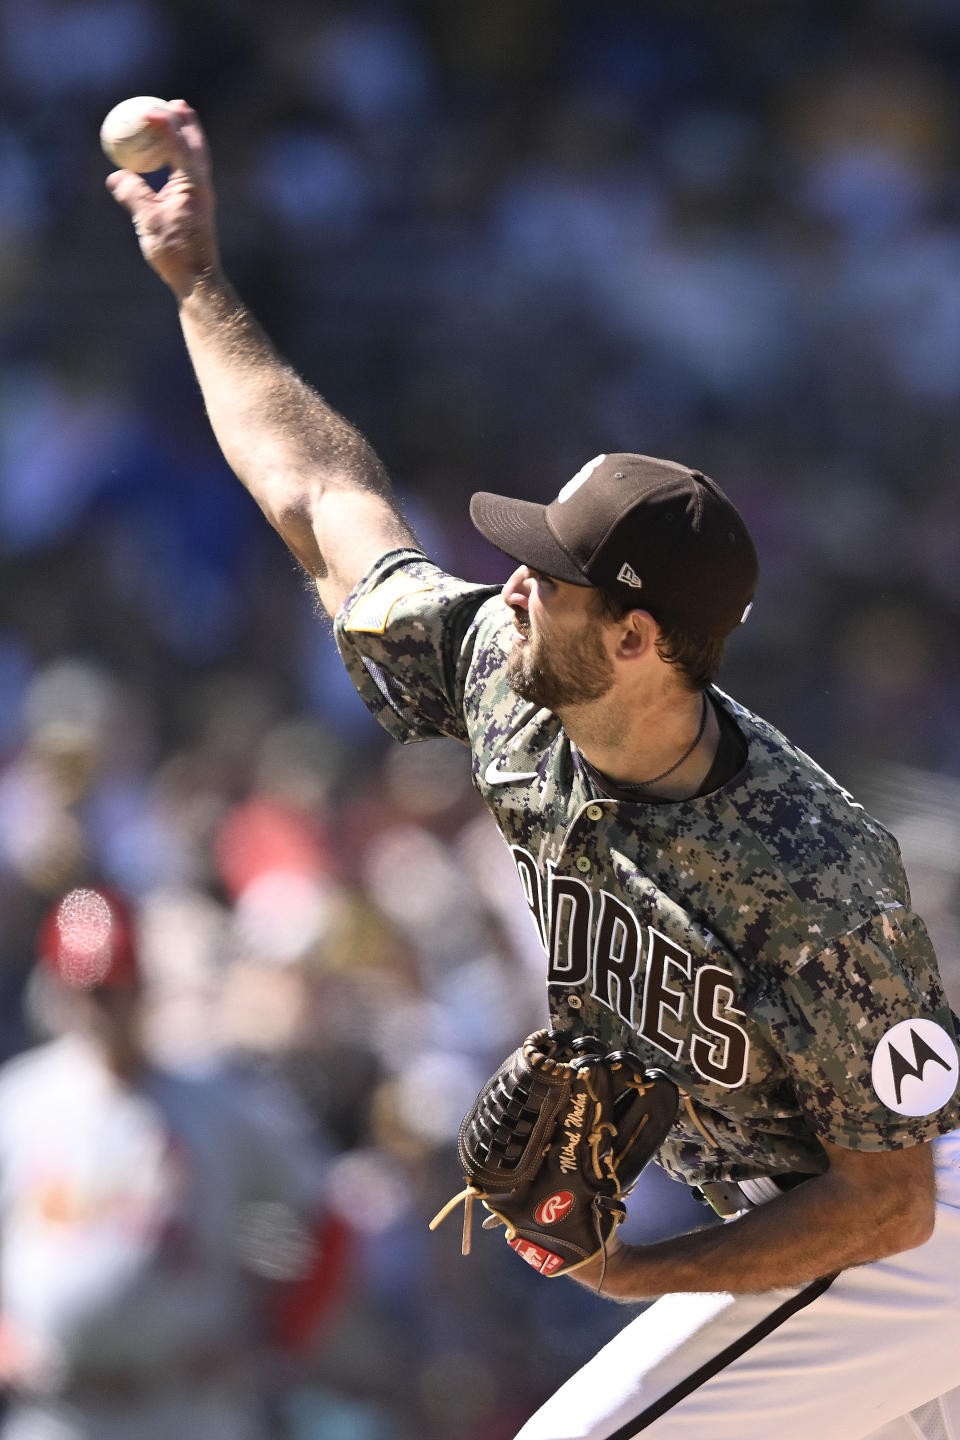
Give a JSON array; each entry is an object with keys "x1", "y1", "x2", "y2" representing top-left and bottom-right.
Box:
[{"x1": 633, "y1": 692, "x2": 709, "y2": 787}]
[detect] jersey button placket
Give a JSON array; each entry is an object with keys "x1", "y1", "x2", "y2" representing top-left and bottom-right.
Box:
[{"x1": 575, "y1": 855, "x2": 592, "y2": 873}]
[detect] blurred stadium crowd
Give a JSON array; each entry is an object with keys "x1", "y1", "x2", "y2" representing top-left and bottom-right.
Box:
[{"x1": 3, "y1": 0, "x2": 960, "y2": 1435}]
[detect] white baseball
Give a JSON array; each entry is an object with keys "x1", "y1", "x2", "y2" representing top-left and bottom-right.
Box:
[{"x1": 100, "y1": 96, "x2": 173, "y2": 172}]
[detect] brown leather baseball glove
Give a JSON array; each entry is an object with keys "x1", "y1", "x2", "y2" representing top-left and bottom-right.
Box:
[{"x1": 430, "y1": 1029, "x2": 678, "y2": 1277}]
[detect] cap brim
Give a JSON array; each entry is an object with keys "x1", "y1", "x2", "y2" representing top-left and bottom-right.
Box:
[{"x1": 469, "y1": 492, "x2": 590, "y2": 585}]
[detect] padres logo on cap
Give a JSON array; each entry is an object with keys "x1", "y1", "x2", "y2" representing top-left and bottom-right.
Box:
[{"x1": 556, "y1": 455, "x2": 606, "y2": 503}]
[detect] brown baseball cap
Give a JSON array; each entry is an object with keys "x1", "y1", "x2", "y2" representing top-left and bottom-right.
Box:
[{"x1": 469, "y1": 453, "x2": 758, "y2": 638}]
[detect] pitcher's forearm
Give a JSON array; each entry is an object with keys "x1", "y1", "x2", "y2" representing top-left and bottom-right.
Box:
[
  {"x1": 108, "y1": 102, "x2": 418, "y2": 611},
  {"x1": 178, "y1": 273, "x2": 416, "y2": 592},
  {"x1": 177, "y1": 274, "x2": 387, "y2": 502},
  {"x1": 572, "y1": 1139, "x2": 935, "y2": 1303}
]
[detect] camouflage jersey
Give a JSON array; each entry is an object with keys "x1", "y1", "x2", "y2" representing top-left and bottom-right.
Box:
[{"x1": 334, "y1": 550, "x2": 960, "y2": 1188}]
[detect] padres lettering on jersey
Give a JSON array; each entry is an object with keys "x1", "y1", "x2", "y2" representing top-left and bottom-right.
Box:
[
  {"x1": 511, "y1": 845, "x2": 749, "y2": 1088},
  {"x1": 335, "y1": 553, "x2": 960, "y2": 1186}
]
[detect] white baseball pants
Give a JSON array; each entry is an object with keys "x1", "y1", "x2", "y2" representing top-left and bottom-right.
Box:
[{"x1": 514, "y1": 1129, "x2": 960, "y2": 1440}]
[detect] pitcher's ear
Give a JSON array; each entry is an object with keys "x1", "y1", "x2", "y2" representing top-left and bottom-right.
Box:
[{"x1": 613, "y1": 609, "x2": 658, "y2": 662}]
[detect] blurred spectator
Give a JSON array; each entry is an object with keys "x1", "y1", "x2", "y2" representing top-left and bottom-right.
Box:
[{"x1": 0, "y1": 887, "x2": 341, "y2": 1440}]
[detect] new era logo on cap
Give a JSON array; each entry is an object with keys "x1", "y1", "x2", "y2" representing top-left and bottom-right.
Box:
[
  {"x1": 617, "y1": 563, "x2": 643, "y2": 589},
  {"x1": 470, "y1": 453, "x2": 758, "y2": 638}
]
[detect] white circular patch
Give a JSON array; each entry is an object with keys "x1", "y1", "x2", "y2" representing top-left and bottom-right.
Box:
[
  {"x1": 556, "y1": 454, "x2": 606, "y2": 503},
  {"x1": 871, "y1": 1018, "x2": 959, "y2": 1117}
]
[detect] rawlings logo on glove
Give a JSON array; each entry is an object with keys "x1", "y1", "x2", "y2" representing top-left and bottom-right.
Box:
[
  {"x1": 429, "y1": 1029, "x2": 678, "y2": 1277},
  {"x1": 536, "y1": 1191, "x2": 575, "y2": 1224}
]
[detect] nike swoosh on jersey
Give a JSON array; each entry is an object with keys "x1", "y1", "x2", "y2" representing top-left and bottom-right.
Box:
[{"x1": 484, "y1": 756, "x2": 538, "y2": 786}]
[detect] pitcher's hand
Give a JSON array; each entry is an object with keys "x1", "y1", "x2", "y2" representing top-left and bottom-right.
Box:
[{"x1": 106, "y1": 98, "x2": 221, "y2": 300}]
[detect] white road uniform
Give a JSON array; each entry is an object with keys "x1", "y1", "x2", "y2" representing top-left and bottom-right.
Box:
[
  {"x1": 514, "y1": 1128, "x2": 960, "y2": 1440},
  {"x1": 0, "y1": 1034, "x2": 323, "y2": 1440}
]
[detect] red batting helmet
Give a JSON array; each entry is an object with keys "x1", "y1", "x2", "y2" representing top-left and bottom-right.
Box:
[{"x1": 37, "y1": 887, "x2": 139, "y2": 990}]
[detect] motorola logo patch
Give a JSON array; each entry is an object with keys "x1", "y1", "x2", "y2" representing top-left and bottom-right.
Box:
[{"x1": 871, "y1": 1019, "x2": 959, "y2": 1117}]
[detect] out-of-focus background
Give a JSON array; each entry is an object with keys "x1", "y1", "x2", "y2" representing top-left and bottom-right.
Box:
[{"x1": 2, "y1": 0, "x2": 960, "y2": 1435}]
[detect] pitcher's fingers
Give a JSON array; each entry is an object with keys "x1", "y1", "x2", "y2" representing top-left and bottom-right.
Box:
[
  {"x1": 105, "y1": 168, "x2": 157, "y2": 216},
  {"x1": 137, "y1": 104, "x2": 198, "y2": 180},
  {"x1": 164, "y1": 100, "x2": 212, "y2": 182}
]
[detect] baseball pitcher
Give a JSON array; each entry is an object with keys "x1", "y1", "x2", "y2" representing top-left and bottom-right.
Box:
[{"x1": 107, "y1": 101, "x2": 960, "y2": 1440}]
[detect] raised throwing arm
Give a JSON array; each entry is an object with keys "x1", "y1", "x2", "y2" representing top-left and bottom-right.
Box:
[{"x1": 107, "y1": 100, "x2": 418, "y2": 616}]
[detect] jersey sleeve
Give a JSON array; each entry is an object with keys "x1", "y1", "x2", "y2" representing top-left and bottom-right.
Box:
[
  {"x1": 776, "y1": 906, "x2": 960, "y2": 1149},
  {"x1": 333, "y1": 548, "x2": 505, "y2": 745}
]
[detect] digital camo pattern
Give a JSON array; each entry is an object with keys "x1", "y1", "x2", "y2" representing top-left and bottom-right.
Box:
[{"x1": 335, "y1": 550, "x2": 960, "y2": 1187}]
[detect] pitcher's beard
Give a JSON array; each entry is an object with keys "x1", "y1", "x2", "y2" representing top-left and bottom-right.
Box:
[{"x1": 506, "y1": 622, "x2": 614, "y2": 712}]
